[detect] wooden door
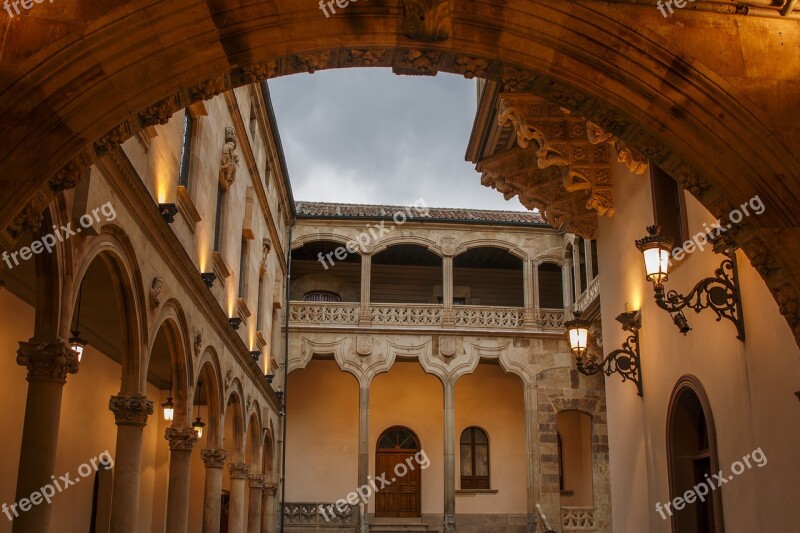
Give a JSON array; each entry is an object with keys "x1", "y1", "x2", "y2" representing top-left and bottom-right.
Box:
[{"x1": 375, "y1": 427, "x2": 421, "y2": 518}]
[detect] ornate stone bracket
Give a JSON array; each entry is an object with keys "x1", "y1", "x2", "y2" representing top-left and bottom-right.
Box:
[
  {"x1": 201, "y1": 448, "x2": 228, "y2": 469},
  {"x1": 109, "y1": 394, "x2": 154, "y2": 426},
  {"x1": 586, "y1": 121, "x2": 649, "y2": 175},
  {"x1": 17, "y1": 339, "x2": 79, "y2": 383},
  {"x1": 228, "y1": 462, "x2": 249, "y2": 480},
  {"x1": 165, "y1": 427, "x2": 198, "y2": 451}
]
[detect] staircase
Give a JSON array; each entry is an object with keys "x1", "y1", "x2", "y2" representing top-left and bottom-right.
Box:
[{"x1": 369, "y1": 517, "x2": 437, "y2": 533}]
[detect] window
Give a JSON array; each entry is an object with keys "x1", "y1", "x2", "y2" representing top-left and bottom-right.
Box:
[
  {"x1": 576, "y1": 237, "x2": 587, "y2": 294},
  {"x1": 557, "y1": 432, "x2": 565, "y2": 491},
  {"x1": 302, "y1": 291, "x2": 342, "y2": 302},
  {"x1": 178, "y1": 111, "x2": 194, "y2": 187},
  {"x1": 213, "y1": 186, "x2": 225, "y2": 252},
  {"x1": 538, "y1": 262, "x2": 564, "y2": 309},
  {"x1": 238, "y1": 239, "x2": 250, "y2": 298},
  {"x1": 651, "y1": 165, "x2": 688, "y2": 248},
  {"x1": 460, "y1": 427, "x2": 489, "y2": 489}
]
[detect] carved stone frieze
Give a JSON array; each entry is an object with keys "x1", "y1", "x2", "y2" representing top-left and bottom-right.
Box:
[
  {"x1": 49, "y1": 157, "x2": 91, "y2": 193},
  {"x1": 188, "y1": 75, "x2": 230, "y2": 103},
  {"x1": 499, "y1": 66, "x2": 538, "y2": 93},
  {"x1": 165, "y1": 427, "x2": 198, "y2": 451},
  {"x1": 238, "y1": 61, "x2": 279, "y2": 84},
  {"x1": 249, "y1": 473, "x2": 266, "y2": 488},
  {"x1": 401, "y1": 0, "x2": 451, "y2": 42},
  {"x1": 452, "y1": 56, "x2": 489, "y2": 80},
  {"x1": 139, "y1": 95, "x2": 180, "y2": 128},
  {"x1": 347, "y1": 49, "x2": 388, "y2": 67},
  {"x1": 586, "y1": 121, "x2": 648, "y2": 175},
  {"x1": 7, "y1": 194, "x2": 48, "y2": 238},
  {"x1": 392, "y1": 50, "x2": 441, "y2": 76},
  {"x1": 94, "y1": 121, "x2": 134, "y2": 157},
  {"x1": 150, "y1": 276, "x2": 163, "y2": 309},
  {"x1": 293, "y1": 52, "x2": 333, "y2": 74},
  {"x1": 201, "y1": 448, "x2": 228, "y2": 468},
  {"x1": 219, "y1": 126, "x2": 240, "y2": 190},
  {"x1": 17, "y1": 339, "x2": 80, "y2": 382},
  {"x1": 109, "y1": 394, "x2": 154, "y2": 426}
]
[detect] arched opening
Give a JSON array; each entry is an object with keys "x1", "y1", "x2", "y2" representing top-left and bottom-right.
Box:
[
  {"x1": 452, "y1": 246, "x2": 523, "y2": 307},
  {"x1": 290, "y1": 240, "x2": 361, "y2": 302},
  {"x1": 371, "y1": 244, "x2": 442, "y2": 304},
  {"x1": 375, "y1": 426, "x2": 422, "y2": 518},
  {"x1": 459, "y1": 427, "x2": 490, "y2": 489},
  {"x1": 538, "y1": 262, "x2": 564, "y2": 309},
  {"x1": 667, "y1": 378, "x2": 724, "y2": 533},
  {"x1": 223, "y1": 389, "x2": 246, "y2": 533},
  {"x1": 556, "y1": 411, "x2": 593, "y2": 507}
]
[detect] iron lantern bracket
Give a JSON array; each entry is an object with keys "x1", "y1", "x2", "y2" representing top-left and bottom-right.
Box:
[{"x1": 576, "y1": 310, "x2": 643, "y2": 397}]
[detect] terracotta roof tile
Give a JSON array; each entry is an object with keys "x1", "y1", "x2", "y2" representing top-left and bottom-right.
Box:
[{"x1": 295, "y1": 201, "x2": 546, "y2": 225}]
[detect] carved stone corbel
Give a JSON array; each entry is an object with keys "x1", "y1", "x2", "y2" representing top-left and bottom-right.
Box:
[
  {"x1": 586, "y1": 121, "x2": 649, "y2": 175},
  {"x1": 401, "y1": 0, "x2": 451, "y2": 42}
]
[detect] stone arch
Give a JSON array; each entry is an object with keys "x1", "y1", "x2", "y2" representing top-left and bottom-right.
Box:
[
  {"x1": 453, "y1": 240, "x2": 528, "y2": 262},
  {"x1": 290, "y1": 273, "x2": 358, "y2": 302},
  {"x1": 291, "y1": 232, "x2": 361, "y2": 253},
  {"x1": 371, "y1": 236, "x2": 442, "y2": 256},
  {"x1": 194, "y1": 351, "x2": 224, "y2": 449},
  {"x1": 1, "y1": 1, "x2": 799, "y2": 343},
  {"x1": 262, "y1": 424, "x2": 276, "y2": 482},
  {"x1": 245, "y1": 406, "x2": 263, "y2": 472},
  {"x1": 147, "y1": 300, "x2": 194, "y2": 426},
  {"x1": 533, "y1": 253, "x2": 566, "y2": 268},
  {"x1": 71, "y1": 225, "x2": 147, "y2": 394},
  {"x1": 224, "y1": 381, "x2": 247, "y2": 460}
]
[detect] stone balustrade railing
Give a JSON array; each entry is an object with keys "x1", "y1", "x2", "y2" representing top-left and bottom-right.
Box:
[
  {"x1": 561, "y1": 506, "x2": 596, "y2": 531},
  {"x1": 283, "y1": 502, "x2": 355, "y2": 526},
  {"x1": 288, "y1": 302, "x2": 565, "y2": 332},
  {"x1": 573, "y1": 276, "x2": 600, "y2": 314}
]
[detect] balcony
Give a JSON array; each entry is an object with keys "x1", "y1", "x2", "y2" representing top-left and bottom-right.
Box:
[
  {"x1": 288, "y1": 301, "x2": 564, "y2": 333},
  {"x1": 561, "y1": 506, "x2": 597, "y2": 531}
]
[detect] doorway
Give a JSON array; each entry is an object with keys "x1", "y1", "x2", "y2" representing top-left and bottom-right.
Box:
[{"x1": 375, "y1": 426, "x2": 421, "y2": 518}]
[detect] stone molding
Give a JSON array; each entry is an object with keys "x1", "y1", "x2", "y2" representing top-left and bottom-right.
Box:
[
  {"x1": 228, "y1": 462, "x2": 249, "y2": 480},
  {"x1": 248, "y1": 473, "x2": 266, "y2": 488},
  {"x1": 109, "y1": 394, "x2": 154, "y2": 426},
  {"x1": 201, "y1": 448, "x2": 228, "y2": 468},
  {"x1": 16, "y1": 339, "x2": 79, "y2": 383}
]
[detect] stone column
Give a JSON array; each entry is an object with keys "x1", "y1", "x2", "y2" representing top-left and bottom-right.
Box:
[
  {"x1": 359, "y1": 253, "x2": 372, "y2": 325},
  {"x1": 12, "y1": 340, "x2": 79, "y2": 533},
  {"x1": 261, "y1": 483, "x2": 277, "y2": 533},
  {"x1": 165, "y1": 428, "x2": 198, "y2": 533},
  {"x1": 228, "y1": 463, "x2": 249, "y2": 533},
  {"x1": 562, "y1": 264, "x2": 573, "y2": 309},
  {"x1": 443, "y1": 379, "x2": 456, "y2": 533},
  {"x1": 523, "y1": 383, "x2": 541, "y2": 533},
  {"x1": 247, "y1": 474, "x2": 264, "y2": 533},
  {"x1": 201, "y1": 449, "x2": 228, "y2": 533},
  {"x1": 109, "y1": 394, "x2": 155, "y2": 533},
  {"x1": 357, "y1": 384, "x2": 370, "y2": 533},
  {"x1": 524, "y1": 261, "x2": 538, "y2": 325},
  {"x1": 442, "y1": 256, "x2": 454, "y2": 326}
]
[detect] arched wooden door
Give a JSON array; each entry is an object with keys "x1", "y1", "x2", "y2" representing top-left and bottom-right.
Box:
[{"x1": 375, "y1": 427, "x2": 421, "y2": 518}]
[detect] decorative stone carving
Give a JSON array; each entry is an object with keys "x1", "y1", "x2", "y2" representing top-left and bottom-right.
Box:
[
  {"x1": 165, "y1": 427, "x2": 197, "y2": 451},
  {"x1": 248, "y1": 473, "x2": 266, "y2": 488},
  {"x1": 49, "y1": 158, "x2": 88, "y2": 193},
  {"x1": 264, "y1": 482, "x2": 278, "y2": 496},
  {"x1": 139, "y1": 95, "x2": 179, "y2": 128},
  {"x1": 238, "y1": 61, "x2": 279, "y2": 84},
  {"x1": 7, "y1": 195, "x2": 48, "y2": 238},
  {"x1": 201, "y1": 448, "x2": 228, "y2": 468},
  {"x1": 293, "y1": 52, "x2": 332, "y2": 74},
  {"x1": 393, "y1": 50, "x2": 441, "y2": 76},
  {"x1": 94, "y1": 122, "x2": 134, "y2": 157},
  {"x1": 499, "y1": 66, "x2": 537, "y2": 92},
  {"x1": 150, "y1": 276, "x2": 163, "y2": 309},
  {"x1": 441, "y1": 237, "x2": 456, "y2": 257},
  {"x1": 194, "y1": 331, "x2": 202, "y2": 357},
  {"x1": 452, "y1": 56, "x2": 489, "y2": 80},
  {"x1": 356, "y1": 335, "x2": 373, "y2": 357},
  {"x1": 188, "y1": 75, "x2": 229, "y2": 103},
  {"x1": 219, "y1": 126, "x2": 240, "y2": 190},
  {"x1": 497, "y1": 97, "x2": 544, "y2": 149},
  {"x1": 439, "y1": 336, "x2": 456, "y2": 358},
  {"x1": 17, "y1": 339, "x2": 79, "y2": 382},
  {"x1": 228, "y1": 462, "x2": 249, "y2": 479},
  {"x1": 260, "y1": 238, "x2": 272, "y2": 279},
  {"x1": 109, "y1": 394, "x2": 154, "y2": 426},
  {"x1": 347, "y1": 49, "x2": 387, "y2": 67},
  {"x1": 585, "y1": 121, "x2": 648, "y2": 175},
  {"x1": 401, "y1": 0, "x2": 451, "y2": 42}
]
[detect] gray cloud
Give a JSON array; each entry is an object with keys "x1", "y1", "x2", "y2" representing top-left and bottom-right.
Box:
[{"x1": 268, "y1": 69, "x2": 526, "y2": 211}]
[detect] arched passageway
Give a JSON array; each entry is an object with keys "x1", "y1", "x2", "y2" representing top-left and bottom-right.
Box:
[{"x1": 1, "y1": 0, "x2": 799, "y2": 343}]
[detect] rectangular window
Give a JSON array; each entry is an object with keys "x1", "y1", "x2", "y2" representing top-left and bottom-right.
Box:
[
  {"x1": 651, "y1": 166, "x2": 688, "y2": 248},
  {"x1": 213, "y1": 187, "x2": 224, "y2": 252},
  {"x1": 178, "y1": 111, "x2": 194, "y2": 187},
  {"x1": 239, "y1": 239, "x2": 249, "y2": 298}
]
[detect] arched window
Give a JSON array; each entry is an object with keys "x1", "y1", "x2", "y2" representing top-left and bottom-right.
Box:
[
  {"x1": 460, "y1": 427, "x2": 489, "y2": 489},
  {"x1": 302, "y1": 290, "x2": 342, "y2": 303},
  {"x1": 667, "y1": 378, "x2": 723, "y2": 532}
]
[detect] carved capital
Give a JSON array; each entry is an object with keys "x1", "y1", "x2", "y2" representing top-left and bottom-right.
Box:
[
  {"x1": 201, "y1": 448, "x2": 228, "y2": 469},
  {"x1": 109, "y1": 394, "x2": 154, "y2": 426},
  {"x1": 165, "y1": 427, "x2": 197, "y2": 451},
  {"x1": 228, "y1": 462, "x2": 249, "y2": 480},
  {"x1": 17, "y1": 339, "x2": 79, "y2": 383},
  {"x1": 249, "y1": 473, "x2": 266, "y2": 488},
  {"x1": 264, "y1": 482, "x2": 278, "y2": 496}
]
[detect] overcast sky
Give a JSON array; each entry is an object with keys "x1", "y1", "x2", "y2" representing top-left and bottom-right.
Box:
[{"x1": 267, "y1": 69, "x2": 526, "y2": 212}]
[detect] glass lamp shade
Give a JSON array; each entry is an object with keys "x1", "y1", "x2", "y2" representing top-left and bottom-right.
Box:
[
  {"x1": 564, "y1": 317, "x2": 591, "y2": 357},
  {"x1": 69, "y1": 335, "x2": 87, "y2": 362},
  {"x1": 635, "y1": 226, "x2": 674, "y2": 287},
  {"x1": 192, "y1": 417, "x2": 206, "y2": 439},
  {"x1": 162, "y1": 398, "x2": 175, "y2": 421}
]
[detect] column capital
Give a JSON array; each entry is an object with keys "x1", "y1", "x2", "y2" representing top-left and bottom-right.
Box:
[
  {"x1": 264, "y1": 482, "x2": 278, "y2": 496},
  {"x1": 109, "y1": 394, "x2": 154, "y2": 426},
  {"x1": 248, "y1": 473, "x2": 265, "y2": 488},
  {"x1": 17, "y1": 339, "x2": 79, "y2": 383},
  {"x1": 165, "y1": 427, "x2": 197, "y2": 451},
  {"x1": 228, "y1": 462, "x2": 249, "y2": 479},
  {"x1": 201, "y1": 448, "x2": 228, "y2": 468}
]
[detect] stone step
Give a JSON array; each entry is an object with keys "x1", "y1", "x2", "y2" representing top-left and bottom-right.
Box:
[{"x1": 369, "y1": 517, "x2": 436, "y2": 532}]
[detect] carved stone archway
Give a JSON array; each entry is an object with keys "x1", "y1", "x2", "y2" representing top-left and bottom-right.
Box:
[{"x1": 0, "y1": 0, "x2": 798, "y2": 342}]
